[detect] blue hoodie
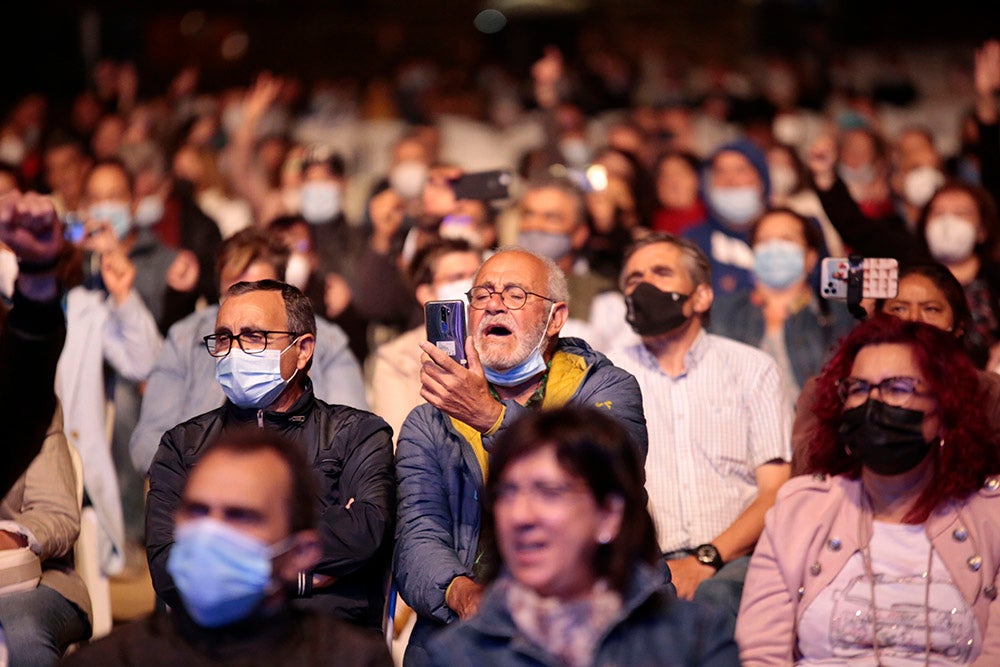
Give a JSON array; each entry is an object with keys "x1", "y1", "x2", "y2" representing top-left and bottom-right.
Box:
[{"x1": 684, "y1": 138, "x2": 771, "y2": 296}]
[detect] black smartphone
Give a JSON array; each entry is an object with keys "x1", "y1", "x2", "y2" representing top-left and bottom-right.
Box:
[
  {"x1": 425, "y1": 299, "x2": 468, "y2": 366},
  {"x1": 450, "y1": 170, "x2": 512, "y2": 201}
]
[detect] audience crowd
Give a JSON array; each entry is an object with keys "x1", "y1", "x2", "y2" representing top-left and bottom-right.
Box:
[{"x1": 0, "y1": 29, "x2": 999, "y2": 667}]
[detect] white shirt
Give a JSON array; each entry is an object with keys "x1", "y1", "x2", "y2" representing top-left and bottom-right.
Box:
[
  {"x1": 798, "y1": 521, "x2": 979, "y2": 665},
  {"x1": 610, "y1": 330, "x2": 791, "y2": 553}
]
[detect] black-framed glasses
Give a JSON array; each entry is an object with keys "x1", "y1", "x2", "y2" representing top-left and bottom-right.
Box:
[
  {"x1": 203, "y1": 330, "x2": 299, "y2": 358},
  {"x1": 836, "y1": 376, "x2": 932, "y2": 408},
  {"x1": 466, "y1": 285, "x2": 555, "y2": 311}
]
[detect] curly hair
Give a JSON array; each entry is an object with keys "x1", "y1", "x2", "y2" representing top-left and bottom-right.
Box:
[{"x1": 805, "y1": 315, "x2": 999, "y2": 522}]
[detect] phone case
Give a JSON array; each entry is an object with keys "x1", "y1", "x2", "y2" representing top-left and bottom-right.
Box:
[
  {"x1": 450, "y1": 170, "x2": 511, "y2": 201},
  {"x1": 820, "y1": 257, "x2": 899, "y2": 300},
  {"x1": 425, "y1": 300, "x2": 468, "y2": 366}
]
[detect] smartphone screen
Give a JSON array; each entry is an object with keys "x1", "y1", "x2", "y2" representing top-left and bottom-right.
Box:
[
  {"x1": 425, "y1": 299, "x2": 468, "y2": 366},
  {"x1": 450, "y1": 170, "x2": 511, "y2": 201}
]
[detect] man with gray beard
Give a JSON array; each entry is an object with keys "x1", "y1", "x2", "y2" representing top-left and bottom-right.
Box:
[{"x1": 392, "y1": 247, "x2": 648, "y2": 666}]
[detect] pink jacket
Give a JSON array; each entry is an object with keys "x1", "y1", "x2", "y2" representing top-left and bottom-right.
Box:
[{"x1": 736, "y1": 473, "x2": 1000, "y2": 665}]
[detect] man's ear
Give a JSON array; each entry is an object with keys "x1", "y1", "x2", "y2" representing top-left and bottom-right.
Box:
[
  {"x1": 274, "y1": 530, "x2": 322, "y2": 582},
  {"x1": 547, "y1": 301, "x2": 569, "y2": 338},
  {"x1": 691, "y1": 283, "x2": 713, "y2": 314},
  {"x1": 296, "y1": 334, "x2": 316, "y2": 371}
]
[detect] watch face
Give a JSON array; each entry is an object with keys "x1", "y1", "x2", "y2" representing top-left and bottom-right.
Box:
[{"x1": 696, "y1": 544, "x2": 720, "y2": 565}]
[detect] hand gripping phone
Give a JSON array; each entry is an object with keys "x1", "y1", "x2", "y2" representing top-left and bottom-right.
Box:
[
  {"x1": 820, "y1": 256, "x2": 899, "y2": 319},
  {"x1": 425, "y1": 299, "x2": 468, "y2": 366}
]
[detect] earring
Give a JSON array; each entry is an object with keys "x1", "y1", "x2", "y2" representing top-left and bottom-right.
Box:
[{"x1": 597, "y1": 531, "x2": 613, "y2": 545}]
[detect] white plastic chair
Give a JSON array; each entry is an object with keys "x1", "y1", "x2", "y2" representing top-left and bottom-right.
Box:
[{"x1": 65, "y1": 442, "x2": 113, "y2": 639}]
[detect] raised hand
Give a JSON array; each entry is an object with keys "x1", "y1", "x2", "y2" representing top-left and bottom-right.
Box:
[
  {"x1": 165, "y1": 249, "x2": 200, "y2": 293},
  {"x1": 101, "y1": 250, "x2": 137, "y2": 306}
]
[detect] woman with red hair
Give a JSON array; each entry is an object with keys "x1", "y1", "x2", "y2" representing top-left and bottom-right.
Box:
[{"x1": 737, "y1": 315, "x2": 1000, "y2": 665}]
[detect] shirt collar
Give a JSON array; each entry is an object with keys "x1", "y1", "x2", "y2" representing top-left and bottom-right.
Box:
[{"x1": 631, "y1": 328, "x2": 708, "y2": 376}]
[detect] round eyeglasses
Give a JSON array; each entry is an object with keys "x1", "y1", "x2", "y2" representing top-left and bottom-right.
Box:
[
  {"x1": 203, "y1": 330, "x2": 299, "y2": 358},
  {"x1": 466, "y1": 285, "x2": 555, "y2": 311},
  {"x1": 836, "y1": 376, "x2": 932, "y2": 409}
]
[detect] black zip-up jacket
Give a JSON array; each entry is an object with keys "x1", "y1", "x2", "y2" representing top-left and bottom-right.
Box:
[{"x1": 145, "y1": 379, "x2": 394, "y2": 629}]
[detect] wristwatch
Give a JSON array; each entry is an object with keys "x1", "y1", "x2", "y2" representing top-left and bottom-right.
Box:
[{"x1": 692, "y1": 543, "x2": 724, "y2": 571}]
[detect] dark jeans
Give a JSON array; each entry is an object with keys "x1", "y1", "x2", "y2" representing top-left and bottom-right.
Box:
[
  {"x1": 665, "y1": 554, "x2": 749, "y2": 637},
  {"x1": 0, "y1": 584, "x2": 90, "y2": 667}
]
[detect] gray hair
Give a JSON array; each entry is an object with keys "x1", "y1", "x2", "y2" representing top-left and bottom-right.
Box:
[
  {"x1": 480, "y1": 246, "x2": 570, "y2": 305},
  {"x1": 619, "y1": 232, "x2": 712, "y2": 291}
]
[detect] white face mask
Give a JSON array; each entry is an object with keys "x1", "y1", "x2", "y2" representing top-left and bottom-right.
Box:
[
  {"x1": 925, "y1": 214, "x2": 978, "y2": 263},
  {"x1": 389, "y1": 161, "x2": 428, "y2": 200},
  {"x1": 768, "y1": 165, "x2": 798, "y2": 199},
  {"x1": 559, "y1": 138, "x2": 590, "y2": 167},
  {"x1": 902, "y1": 166, "x2": 945, "y2": 208},
  {"x1": 435, "y1": 277, "x2": 473, "y2": 304},
  {"x1": 285, "y1": 253, "x2": 312, "y2": 291},
  {"x1": 300, "y1": 181, "x2": 342, "y2": 224},
  {"x1": 0, "y1": 248, "x2": 18, "y2": 299},
  {"x1": 707, "y1": 185, "x2": 764, "y2": 227},
  {"x1": 134, "y1": 196, "x2": 164, "y2": 228}
]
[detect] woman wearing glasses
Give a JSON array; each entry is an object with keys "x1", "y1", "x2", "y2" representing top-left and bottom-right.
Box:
[
  {"x1": 737, "y1": 315, "x2": 1000, "y2": 665},
  {"x1": 427, "y1": 406, "x2": 738, "y2": 666}
]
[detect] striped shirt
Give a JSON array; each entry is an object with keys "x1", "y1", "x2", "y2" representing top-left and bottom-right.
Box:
[{"x1": 610, "y1": 330, "x2": 791, "y2": 554}]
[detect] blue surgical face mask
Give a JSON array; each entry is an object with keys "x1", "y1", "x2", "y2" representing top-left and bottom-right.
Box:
[
  {"x1": 89, "y1": 200, "x2": 133, "y2": 239},
  {"x1": 707, "y1": 185, "x2": 764, "y2": 228},
  {"x1": 167, "y1": 518, "x2": 292, "y2": 627},
  {"x1": 299, "y1": 181, "x2": 342, "y2": 224},
  {"x1": 215, "y1": 340, "x2": 299, "y2": 409},
  {"x1": 753, "y1": 239, "x2": 806, "y2": 289},
  {"x1": 483, "y1": 305, "x2": 554, "y2": 387},
  {"x1": 517, "y1": 230, "x2": 574, "y2": 262}
]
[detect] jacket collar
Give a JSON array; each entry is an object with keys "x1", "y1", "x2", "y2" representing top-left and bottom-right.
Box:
[{"x1": 223, "y1": 377, "x2": 316, "y2": 425}]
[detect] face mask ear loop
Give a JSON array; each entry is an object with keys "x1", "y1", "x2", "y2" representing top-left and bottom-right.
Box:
[{"x1": 535, "y1": 303, "x2": 555, "y2": 355}]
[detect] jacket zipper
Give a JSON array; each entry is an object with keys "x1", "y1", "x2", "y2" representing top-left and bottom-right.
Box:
[{"x1": 257, "y1": 409, "x2": 264, "y2": 427}]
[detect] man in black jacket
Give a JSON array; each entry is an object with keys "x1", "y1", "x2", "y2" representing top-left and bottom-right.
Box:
[{"x1": 145, "y1": 279, "x2": 394, "y2": 630}]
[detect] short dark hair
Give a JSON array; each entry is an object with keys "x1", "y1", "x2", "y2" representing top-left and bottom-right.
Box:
[
  {"x1": 523, "y1": 175, "x2": 586, "y2": 226},
  {"x1": 226, "y1": 279, "x2": 316, "y2": 338},
  {"x1": 406, "y1": 238, "x2": 477, "y2": 292},
  {"x1": 196, "y1": 428, "x2": 317, "y2": 534},
  {"x1": 749, "y1": 207, "x2": 824, "y2": 252},
  {"x1": 301, "y1": 144, "x2": 345, "y2": 178},
  {"x1": 480, "y1": 407, "x2": 659, "y2": 594},
  {"x1": 876, "y1": 262, "x2": 983, "y2": 367},
  {"x1": 620, "y1": 231, "x2": 712, "y2": 291}
]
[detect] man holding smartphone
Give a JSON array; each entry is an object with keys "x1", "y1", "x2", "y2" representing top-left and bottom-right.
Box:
[{"x1": 393, "y1": 247, "x2": 647, "y2": 666}]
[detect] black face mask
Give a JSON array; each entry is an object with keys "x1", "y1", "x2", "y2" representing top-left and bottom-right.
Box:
[
  {"x1": 625, "y1": 282, "x2": 690, "y2": 336},
  {"x1": 839, "y1": 399, "x2": 934, "y2": 476}
]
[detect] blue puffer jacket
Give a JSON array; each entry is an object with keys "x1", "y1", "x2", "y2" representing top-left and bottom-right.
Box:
[
  {"x1": 393, "y1": 337, "x2": 647, "y2": 662},
  {"x1": 426, "y1": 563, "x2": 739, "y2": 667}
]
